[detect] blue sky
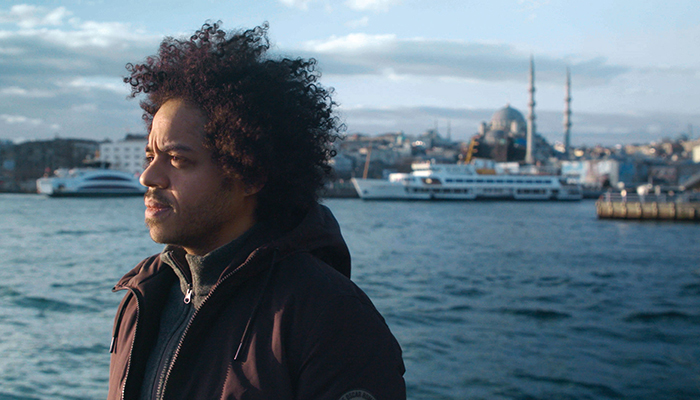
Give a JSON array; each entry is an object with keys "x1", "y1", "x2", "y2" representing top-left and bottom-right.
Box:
[{"x1": 1, "y1": 0, "x2": 699, "y2": 146}]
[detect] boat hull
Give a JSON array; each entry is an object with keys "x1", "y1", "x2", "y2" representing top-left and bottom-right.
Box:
[
  {"x1": 43, "y1": 189, "x2": 145, "y2": 198},
  {"x1": 351, "y1": 176, "x2": 582, "y2": 201},
  {"x1": 36, "y1": 169, "x2": 146, "y2": 198}
]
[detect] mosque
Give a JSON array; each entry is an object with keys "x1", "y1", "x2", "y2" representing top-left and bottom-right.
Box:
[{"x1": 473, "y1": 59, "x2": 572, "y2": 164}]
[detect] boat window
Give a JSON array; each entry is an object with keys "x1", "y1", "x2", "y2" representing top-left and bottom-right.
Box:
[
  {"x1": 421, "y1": 178, "x2": 442, "y2": 185},
  {"x1": 80, "y1": 185, "x2": 139, "y2": 190},
  {"x1": 85, "y1": 176, "x2": 132, "y2": 181}
]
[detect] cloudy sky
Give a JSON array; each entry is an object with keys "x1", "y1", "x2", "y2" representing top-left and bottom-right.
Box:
[{"x1": 1, "y1": 0, "x2": 698, "y2": 146}]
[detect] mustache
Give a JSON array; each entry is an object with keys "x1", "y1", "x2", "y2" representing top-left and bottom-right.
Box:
[{"x1": 144, "y1": 190, "x2": 172, "y2": 207}]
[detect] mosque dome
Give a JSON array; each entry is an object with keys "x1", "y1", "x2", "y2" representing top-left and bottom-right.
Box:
[{"x1": 490, "y1": 104, "x2": 526, "y2": 132}]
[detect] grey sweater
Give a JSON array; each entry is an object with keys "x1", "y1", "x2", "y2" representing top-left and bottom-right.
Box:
[{"x1": 138, "y1": 227, "x2": 256, "y2": 400}]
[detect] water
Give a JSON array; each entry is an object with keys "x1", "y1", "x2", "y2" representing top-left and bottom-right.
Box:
[{"x1": 1, "y1": 194, "x2": 699, "y2": 399}]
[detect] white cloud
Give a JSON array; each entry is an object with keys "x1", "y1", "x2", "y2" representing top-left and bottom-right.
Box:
[
  {"x1": 345, "y1": 0, "x2": 402, "y2": 12},
  {"x1": 0, "y1": 114, "x2": 42, "y2": 126},
  {"x1": 301, "y1": 34, "x2": 627, "y2": 85},
  {"x1": 0, "y1": 9, "x2": 160, "y2": 85},
  {"x1": 0, "y1": 86, "x2": 55, "y2": 98},
  {"x1": 305, "y1": 33, "x2": 396, "y2": 52},
  {"x1": 71, "y1": 103, "x2": 99, "y2": 113},
  {"x1": 0, "y1": 4, "x2": 161, "y2": 142},
  {"x1": 20, "y1": 21, "x2": 150, "y2": 49},
  {"x1": 0, "y1": 4, "x2": 72, "y2": 29},
  {"x1": 517, "y1": 0, "x2": 550, "y2": 20},
  {"x1": 346, "y1": 16, "x2": 369, "y2": 28},
  {"x1": 63, "y1": 77, "x2": 129, "y2": 94},
  {"x1": 0, "y1": 45, "x2": 24, "y2": 55},
  {"x1": 278, "y1": 0, "x2": 316, "y2": 10}
]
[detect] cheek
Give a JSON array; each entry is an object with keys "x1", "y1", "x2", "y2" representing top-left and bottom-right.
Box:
[{"x1": 179, "y1": 177, "x2": 225, "y2": 204}]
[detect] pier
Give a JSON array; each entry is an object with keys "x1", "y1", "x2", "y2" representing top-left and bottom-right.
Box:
[{"x1": 596, "y1": 192, "x2": 700, "y2": 221}]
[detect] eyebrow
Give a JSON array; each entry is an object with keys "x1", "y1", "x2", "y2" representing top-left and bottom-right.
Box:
[{"x1": 145, "y1": 143, "x2": 196, "y2": 153}]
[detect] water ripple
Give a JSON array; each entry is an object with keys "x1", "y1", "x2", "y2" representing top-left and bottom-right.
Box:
[
  {"x1": 623, "y1": 310, "x2": 699, "y2": 324},
  {"x1": 498, "y1": 307, "x2": 572, "y2": 321}
]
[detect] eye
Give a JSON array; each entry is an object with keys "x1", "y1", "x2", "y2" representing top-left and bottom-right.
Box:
[
  {"x1": 143, "y1": 155, "x2": 154, "y2": 168},
  {"x1": 169, "y1": 155, "x2": 190, "y2": 167}
]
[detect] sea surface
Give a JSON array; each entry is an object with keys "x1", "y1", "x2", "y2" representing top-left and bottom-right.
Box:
[{"x1": 1, "y1": 194, "x2": 699, "y2": 399}]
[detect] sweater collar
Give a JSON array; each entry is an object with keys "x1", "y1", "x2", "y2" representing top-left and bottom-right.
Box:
[{"x1": 160, "y1": 225, "x2": 257, "y2": 309}]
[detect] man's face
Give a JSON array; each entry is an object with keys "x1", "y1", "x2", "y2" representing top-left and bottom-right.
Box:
[{"x1": 140, "y1": 98, "x2": 258, "y2": 255}]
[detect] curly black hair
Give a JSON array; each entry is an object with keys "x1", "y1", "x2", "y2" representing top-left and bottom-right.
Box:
[{"x1": 125, "y1": 22, "x2": 343, "y2": 229}]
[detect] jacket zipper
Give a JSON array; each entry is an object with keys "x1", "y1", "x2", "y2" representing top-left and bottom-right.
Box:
[
  {"x1": 166, "y1": 251, "x2": 194, "y2": 305},
  {"x1": 158, "y1": 248, "x2": 270, "y2": 400},
  {"x1": 112, "y1": 286, "x2": 142, "y2": 400}
]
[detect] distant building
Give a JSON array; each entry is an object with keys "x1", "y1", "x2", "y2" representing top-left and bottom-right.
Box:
[
  {"x1": 329, "y1": 152, "x2": 354, "y2": 180},
  {"x1": 11, "y1": 138, "x2": 100, "y2": 191},
  {"x1": 99, "y1": 134, "x2": 147, "y2": 175},
  {"x1": 0, "y1": 140, "x2": 14, "y2": 191},
  {"x1": 474, "y1": 104, "x2": 552, "y2": 163},
  {"x1": 471, "y1": 60, "x2": 575, "y2": 165}
]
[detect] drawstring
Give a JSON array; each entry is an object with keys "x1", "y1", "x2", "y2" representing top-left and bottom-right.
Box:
[
  {"x1": 110, "y1": 291, "x2": 134, "y2": 353},
  {"x1": 234, "y1": 248, "x2": 279, "y2": 362}
]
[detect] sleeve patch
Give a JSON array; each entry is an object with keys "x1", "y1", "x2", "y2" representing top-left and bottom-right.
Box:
[{"x1": 339, "y1": 390, "x2": 377, "y2": 400}]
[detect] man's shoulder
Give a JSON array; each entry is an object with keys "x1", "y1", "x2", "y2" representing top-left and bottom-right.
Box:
[
  {"x1": 276, "y1": 252, "x2": 357, "y2": 293},
  {"x1": 114, "y1": 253, "x2": 166, "y2": 289},
  {"x1": 271, "y1": 252, "x2": 378, "y2": 317}
]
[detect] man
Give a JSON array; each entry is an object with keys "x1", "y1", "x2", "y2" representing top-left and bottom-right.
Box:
[{"x1": 108, "y1": 22, "x2": 405, "y2": 399}]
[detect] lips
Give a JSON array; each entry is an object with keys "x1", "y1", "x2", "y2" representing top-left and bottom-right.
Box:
[{"x1": 144, "y1": 195, "x2": 173, "y2": 220}]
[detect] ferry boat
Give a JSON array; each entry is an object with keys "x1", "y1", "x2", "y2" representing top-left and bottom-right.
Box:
[
  {"x1": 37, "y1": 165, "x2": 146, "y2": 197},
  {"x1": 351, "y1": 162, "x2": 582, "y2": 201}
]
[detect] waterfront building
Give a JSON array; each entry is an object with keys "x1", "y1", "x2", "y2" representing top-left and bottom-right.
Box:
[
  {"x1": 9, "y1": 138, "x2": 100, "y2": 191},
  {"x1": 472, "y1": 58, "x2": 554, "y2": 164},
  {"x1": 0, "y1": 140, "x2": 14, "y2": 191},
  {"x1": 99, "y1": 134, "x2": 147, "y2": 176},
  {"x1": 474, "y1": 104, "x2": 553, "y2": 163}
]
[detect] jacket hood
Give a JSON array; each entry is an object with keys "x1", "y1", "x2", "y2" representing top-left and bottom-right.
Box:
[{"x1": 267, "y1": 202, "x2": 351, "y2": 278}]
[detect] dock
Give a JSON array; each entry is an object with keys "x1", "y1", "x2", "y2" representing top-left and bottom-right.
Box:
[{"x1": 596, "y1": 192, "x2": 700, "y2": 221}]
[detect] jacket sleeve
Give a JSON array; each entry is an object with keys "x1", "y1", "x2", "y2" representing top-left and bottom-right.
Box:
[{"x1": 295, "y1": 293, "x2": 406, "y2": 400}]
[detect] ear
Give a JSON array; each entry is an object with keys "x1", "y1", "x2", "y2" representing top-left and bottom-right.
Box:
[
  {"x1": 242, "y1": 175, "x2": 266, "y2": 197},
  {"x1": 244, "y1": 181, "x2": 265, "y2": 197}
]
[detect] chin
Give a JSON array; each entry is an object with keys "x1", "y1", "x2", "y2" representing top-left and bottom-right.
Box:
[{"x1": 147, "y1": 228, "x2": 172, "y2": 245}]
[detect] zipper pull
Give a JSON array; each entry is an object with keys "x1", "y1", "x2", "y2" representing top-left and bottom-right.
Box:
[{"x1": 184, "y1": 286, "x2": 193, "y2": 304}]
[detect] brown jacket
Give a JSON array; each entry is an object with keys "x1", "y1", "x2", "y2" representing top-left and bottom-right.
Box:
[{"x1": 107, "y1": 204, "x2": 406, "y2": 399}]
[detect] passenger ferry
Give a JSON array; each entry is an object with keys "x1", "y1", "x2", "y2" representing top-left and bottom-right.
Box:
[
  {"x1": 37, "y1": 163, "x2": 146, "y2": 197},
  {"x1": 351, "y1": 162, "x2": 582, "y2": 201}
]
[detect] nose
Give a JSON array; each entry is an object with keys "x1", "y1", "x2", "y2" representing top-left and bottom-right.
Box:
[{"x1": 140, "y1": 157, "x2": 169, "y2": 189}]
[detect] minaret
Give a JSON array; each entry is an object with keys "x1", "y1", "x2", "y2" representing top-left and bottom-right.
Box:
[
  {"x1": 563, "y1": 67, "x2": 572, "y2": 157},
  {"x1": 525, "y1": 56, "x2": 536, "y2": 164}
]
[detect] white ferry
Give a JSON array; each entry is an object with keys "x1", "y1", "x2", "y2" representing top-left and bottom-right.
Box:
[
  {"x1": 37, "y1": 166, "x2": 146, "y2": 197},
  {"x1": 351, "y1": 162, "x2": 582, "y2": 201}
]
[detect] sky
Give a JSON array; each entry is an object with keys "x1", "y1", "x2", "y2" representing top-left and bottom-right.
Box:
[{"x1": 0, "y1": 0, "x2": 699, "y2": 146}]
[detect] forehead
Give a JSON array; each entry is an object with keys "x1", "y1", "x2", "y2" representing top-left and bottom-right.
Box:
[{"x1": 147, "y1": 99, "x2": 207, "y2": 151}]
